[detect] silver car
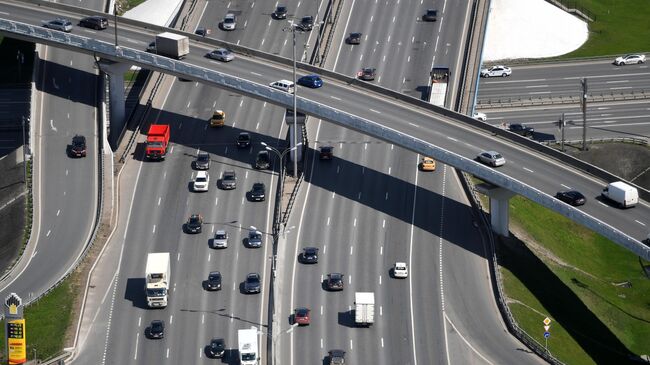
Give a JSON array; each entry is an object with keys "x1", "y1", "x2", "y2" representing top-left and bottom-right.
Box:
[
  {"x1": 207, "y1": 48, "x2": 235, "y2": 62},
  {"x1": 213, "y1": 230, "x2": 228, "y2": 248},
  {"x1": 43, "y1": 18, "x2": 73, "y2": 32},
  {"x1": 221, "y1": 14, "x2": 236, "y2": 30},
  {"x1": 477, "y1": 151, "x2": 506, "y2": 167}
]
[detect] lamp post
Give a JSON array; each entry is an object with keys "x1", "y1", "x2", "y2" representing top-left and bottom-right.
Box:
[
  {"x1": 282, "y1": 22, "x2": 305, "y2": 177},
  {"x1": 114, "y1": 2, "x2": 121, "y2": 48},
  {"x1": 261, "y1": 323, "x2": 298, "y2": 365}
]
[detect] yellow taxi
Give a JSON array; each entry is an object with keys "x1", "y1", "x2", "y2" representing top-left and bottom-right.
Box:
[
  {"x1": 419, "y1": 157, "x2": 436, "y2": 171},
  {"x1": 209, "y1": 110, "x2": 225, "y2": 127}
]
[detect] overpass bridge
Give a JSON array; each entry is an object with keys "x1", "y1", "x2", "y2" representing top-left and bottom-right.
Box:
[{"x1": 0, "y1": 0, "x2": 649, "y2": 261}]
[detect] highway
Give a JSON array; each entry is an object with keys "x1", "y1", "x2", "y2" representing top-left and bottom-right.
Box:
[
  {"x1": 477, "y1": 60, "x2": 650, "y2": 101},
  {"x1": 0, "y1": 0, "x2": 100, "y2": 315},
  {"x1": 275, "y1": 0, "x2": 543, "y2": 364},
  {"x1": 1, "y1": 0, "x2": 647, "y2": 253}
]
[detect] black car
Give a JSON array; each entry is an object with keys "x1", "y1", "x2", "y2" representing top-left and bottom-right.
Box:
[
  {"x1": 357, "y1": 67, "x2": 376, "y2": 81},
  {"x1": 70, "y1": 135, "x2": 87, "y2": 157},
  {"x1": 255, "y1": 151, "x2": 271, "y2": 169},
  {"x1": 194, "y1": 153, "x2": 210, "y2": 170},
  {"x1": 247, "y1": 229, "x2": 263, "y2": 248},
  {"x1": 79, "y1": 16, "x2": 108, "y2": 30},
  {"x1": 237, "y1": 132, "x2": 251, "y2": 148},
  {"x1": 422, "y1": 9, "x2": 438, "y2": 21},
  {"x1": 221, "y1": 170, "x2": 237, "y2": 190},
  {"x1": 301, "y1": 247, "x2": 319, "y2": 264},
  {"x1": 149, "y1": 320, "x2": 165, "y2": 339},
  {"x1": 508, "y1": 123, "x2": 535, "y2": 137},
  {"x1": 185, "y1": 214, "x2": 203, "y2": 233},
  {"x1": 244, "y1": 273, "x2": 261, "y2": 293},
  {"x1": 206, "y1": 271, "x2": 222, "y2": 291},
  {"x1": 319, "y1": 146, "x2": 333, "y2": 160},
  {"x1": 195, "y1": 26, "x2": 208, "y2": 36},
  {"x1": 272, "y1": 5, "x2": 288, "y2": 19},
  {"x1": 207, "y1": 338, "x2": 225, "y2": 358},
  {"x1": 345, "y1": 32, "x2": 362, "y2": 45},
  {"x1": 297, "y1": 16, "x2": 314, "y2": 31},
  {"x1": 250, "y1": 182, "x2": 266, "y2": 202},
  {"x1": 556, "y1": 190, "x2": 586, "y2": 206},
  {"x1": 326, "y1": 273, "x2": 344, "y2": 291},
  {"x1": 329, "y1": 349, "x2": 345, "y2": 365}
]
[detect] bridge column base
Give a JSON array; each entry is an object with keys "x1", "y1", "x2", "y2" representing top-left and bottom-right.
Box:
[
  {"x1": 99, "y1": 60, "x2": 131, "y2": 147},
  {"x1": 476, "y1": 183, "x2": 517, "y2": 237}
]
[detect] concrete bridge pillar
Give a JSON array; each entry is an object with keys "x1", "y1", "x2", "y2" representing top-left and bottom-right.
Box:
[
  {"x1": 475, "y1": 183, "x2": 517, "y2": 237},
  {"x1": 98, "y1": 60, "x2": 131, "y2": 148}
]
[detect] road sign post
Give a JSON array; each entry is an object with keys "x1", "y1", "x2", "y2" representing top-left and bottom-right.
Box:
[
  {"x1": 543, "y1": 317, "x2": 552, "y2": 353},
  {"x1": 4, "y1": 293, "x2": 26, "y2": 364}
]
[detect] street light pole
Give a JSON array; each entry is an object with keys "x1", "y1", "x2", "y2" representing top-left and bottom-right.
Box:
[
  {"x1": 261, "y1": 323, "x2": 298, "y2": 365},
  {"x1": 291, "y1": 24, "x2": 298, "y2": 177},
  {"x1": 21, "y1": 116, "x2": 27, "y2": 184},
  {"x1": 114, "y1": 2, "x2": 120, "y2": 48}
]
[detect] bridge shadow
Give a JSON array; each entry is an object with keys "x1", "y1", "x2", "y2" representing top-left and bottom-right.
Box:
[{"x1": 36, "y1": 60, "x2": 100, "y2": 107}]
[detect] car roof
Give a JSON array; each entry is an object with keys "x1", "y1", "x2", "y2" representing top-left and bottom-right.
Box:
[
  {"x1": 330, "y1": 349, "x2": 345, "y2": 356},
  {"x1": 216, "y1": 229, "x2": 226, "y2": 235},
  {"x1": 253, "y1": 182, "x2": 265, "y2": 187},
  {"x1": 247, "y1": 272, "x2": 259, "y2": 277},
  {"x1": 395, "y1": 262, "x2": 407, "y2": 266},
  {"x1": 209, "y1": 271, "x2": 221, "y2": 276},
  {"x1": 196, "y1": 171, "x2": 208, "y2": 177},
  {"x1": 329, "y1": 273, "x2": 342, "y2": 278}
]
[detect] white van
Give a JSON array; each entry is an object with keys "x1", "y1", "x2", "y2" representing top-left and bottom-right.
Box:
[
  {"x1": 269, "y1": 79, "x2": 295, "y2": 94},
  {"x1": 601, "y1": 181, "x2": 639, "y2": 208}
]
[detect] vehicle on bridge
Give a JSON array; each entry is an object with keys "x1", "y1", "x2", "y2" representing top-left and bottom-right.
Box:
[
  {"x1": 206, "y1": 48, "x2": 234, "y2": 62},
  {"x1": 79, "y1": 16, "x2": 108, "y2": 30},
  {"x1": 145, "y1": 253, "x2": 170, "y2": 308},
  {"x1": 272, "y1": 5, "x2": 288, "y2": 19},
  {"x1": 207, "y1": 338, "x2": 225, "y2": 358},
  {"x1": 154, "y1": 32, "x2": 190, "y2": 59},
  {"x1": 43, "y1": 18, "x2": 72, "y2": 32},
  {"x1": 145, "y1": 124, "x2": 170, "y2": 160},
  {"x1": 477, "y1": 151, "x2": 506, "y2": 167},
  {"x1": 220, "y1": 170, "x2": 237, "y2": 190},
  {"x1": 419, "y1": 157, "x2": 436, "y2": 171},
  {"x1": 147, "y1": 320, "x2": 165, "y2": 339},
  {"x1": 507, "y1": 123, "x2": 535, "y2": 138},
  {"x1": 429, "y1": 67, "x2": 449, "y2": 106},
  {"x1": 555, "y1": 190, "x2": 586, "y2": 206},
  {"x1": 357, "y1": 67, "x2": 376, "y2": 81},
  {"x1": 192, "y1": 171, "x2": 209, "y2": 192},
  {"x1": 238, "y1": 327, "x2": 259, "y2": 364},
  {"x1": 601, "y1": 181, "x2": 638, "y2": 208}
]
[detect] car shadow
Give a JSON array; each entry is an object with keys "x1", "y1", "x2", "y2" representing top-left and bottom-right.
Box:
[{"x1": 337, "y1": 310, "x2": 356, "y2": 328}]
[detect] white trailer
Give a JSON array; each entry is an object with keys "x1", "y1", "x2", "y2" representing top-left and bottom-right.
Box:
[
  {"x1": 238, "y1": 327, "x2": 259, "y2": 365},
  {"x1": 601, "y1": 181, "x2": 639, "y2": 208},
  {"x1": 155, "y1": 32, "x2": 190, "y2": 59},
  {"x1": 354, "y1": 292, "x2": 375, "y2": 326},
  {"x1": 429, "y1": 67, "x2": 449, "y2": 107},
  {"x1": 145, "y1": 252, "x2": 170, "y2": 308}
]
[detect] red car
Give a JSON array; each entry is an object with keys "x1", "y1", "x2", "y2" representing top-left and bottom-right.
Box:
[{"x1": 294, "y1": 307, "x2": 311, "y2": 325}]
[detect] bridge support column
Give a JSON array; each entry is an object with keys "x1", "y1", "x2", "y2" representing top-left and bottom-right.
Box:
[
  {"x1": 475, "y1": 183, "x2": 516, "y2": 237},
  {"x1": 98, "y1": 60, "x2": 131, "y2": 147},
  {"x1": 289, "y1": 124, "x2": 302, "y2": 164}
]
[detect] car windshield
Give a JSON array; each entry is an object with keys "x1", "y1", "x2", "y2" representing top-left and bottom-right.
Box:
[
  {"x1": 494, "y1": 154, "x2": 503, "y2": 159},
  {"x1": 190, "y1": 217, "x2": 200, "y2": 224},
  {"x1": 197, "y1": 155, "x2": 209, "y2": 162},
  {"x1": 224, "y1": 174, "x2": 235, "y2": 180},
  {"x1": 225, "y1": 18, "x2": 234, "y2": 23},
  {"x1": 242, "y1": 353, "x2": 256, "y2": 361},
  {"x1": 215, "y1": 232, "x2": 226, "y2": 239},
  {"x1": 209, "y1": 273, "x2": 220, "y2": 280},
  {"x1": 250, "y1": 232, "x2": 261, "y2": 240}
]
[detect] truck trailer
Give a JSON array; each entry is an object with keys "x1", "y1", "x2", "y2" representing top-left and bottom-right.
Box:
[
  {"x1": 429, "y1": 67, "x2": 449, "y2": 107},
  {"x1": 238, "y1": 327, "x2": 259, "y2": 365},
  {"x1": 601, "y1": 181, "x2": 639, "y2": 208},
  {"x1": 155, "y1": 32, "x2": 190, "y2": 59},
  {"x1": 145, "y1": 124, "x2": 170, "y2": 160},
  {"x1": 145, "y1": 252, "x2": 170, "y2": 308},
  {"x1": 354, "y1": 292, "x2": 375, "y2": 326}
]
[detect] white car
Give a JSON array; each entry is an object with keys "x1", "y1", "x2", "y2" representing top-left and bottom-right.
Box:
[
  {"x1": 213, "y1": 230, "x2": 228, "y2": 248},
  {"x1": 221, "y1": 14, "x2": 236, "y2": 30},
  {"x1": 206, "y1": 48, "x2": 234, "y2": 62},
  {"x1": 477, "y1": 151, "x2": 506, "y2": 167},
  {"x1": 193, "y1": 171, "x2": 209, "y2": 192},
  {"x1": 472, "y1": 112, "x2": 487, "y2": 121},
  {"x1": 480, "y1": 65, "x2": 512, "y2": 78},
  {"x1": 393, "y1": 262, "x2": 408, "y2": 278},
  {"x1": 614, "y1": 54, "x2": 645, "y2": 66},
  {"x1": 269, "y1": 80, "x2": 295, "y2": 94}
]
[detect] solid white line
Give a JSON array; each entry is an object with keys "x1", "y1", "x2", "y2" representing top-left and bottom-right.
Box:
[
  {"x1": 523, "y1": 167, "x2": 534, "y2": 173},
  {"x1": 408, "y1": 154, "x2": 420, "y2": 365},
  {"x1": 444, "y1": 313, "x2": 494, "y2": 364},
  {"x1": 561, "y1": 184, "x2": 572, "y2": 190}
]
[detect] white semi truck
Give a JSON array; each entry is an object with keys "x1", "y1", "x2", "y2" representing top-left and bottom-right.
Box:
[
  {"x1": 354, "y1": 292, "x2": 375, "y2": 326},
  {"x1": 155, "y1": 32, "x2": 190, "y2": 59},
  {"x1": 429, "y1": 67, "x2": 449, "y2": 107},
  {"x1": 238, "y1": 327, "x2": 259, "y2": 365},
  {"x1": 145, "y1": 252, "x2": 170, "y2": 308}
]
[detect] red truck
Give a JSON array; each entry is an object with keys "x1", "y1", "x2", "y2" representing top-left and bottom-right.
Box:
[{"x1": 145, "y1": 124, "x2": 170, "y2": 160}]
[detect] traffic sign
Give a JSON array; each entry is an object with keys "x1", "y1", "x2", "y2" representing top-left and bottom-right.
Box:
[
  {"x1": 543, "y1": 317, "x2": 551, "y2": 326},
  {"x1": 544, "y1": 331, "x2": 550, "y2": 338},
  {"x1": 544, "y1": 325, "x2": 550, "y2": 331}
]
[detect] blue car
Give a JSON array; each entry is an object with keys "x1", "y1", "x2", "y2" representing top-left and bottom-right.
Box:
[{"x1": 297, "y1": 74, "x2": 323, "y2": 88}]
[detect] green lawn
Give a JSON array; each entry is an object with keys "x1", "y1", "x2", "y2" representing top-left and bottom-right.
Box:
[
  {"x1": 563, "y1": 0, "x2": 650, "y2": 57},
  {"x1": 498, "y1": 195, "x2": 650, "y2": 364},
  {"x1": 0, "y1": 278, "x2": 76, "y2": 362}
]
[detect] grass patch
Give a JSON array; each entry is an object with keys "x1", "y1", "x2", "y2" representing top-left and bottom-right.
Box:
[
  {"x1": 555, "y1": 0, "x2": 650, "y2": 57},
  {"x1": 0, "y1": 278, "x2": 76, "y2": 362},
  {"x1": 498, "y1": 195, "x2": 650, "y2": 363}
]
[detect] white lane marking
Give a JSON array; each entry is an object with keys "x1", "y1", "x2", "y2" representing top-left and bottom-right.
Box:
[
  {"x1": 327, "y1": 217, "x2": 330, "y2": 226},
  {"x1": 381, "y1": 337, "x2": 384, "y2": 347},
  {"x1": 380, "y1": 306, "x2": 383, "y2": 316},
  {"x1": 635, "y1": 220, "x2": 646, "y2": 226},
  {"x1": 348, "y1": 275, "x2": 352, "y2": 284},
  {"x1": 561, "y1": 184, "x2": 572, "y2": 190},
  {"x1": 331, "y1": 96, "x2": 341, "y2": 100},
  {"x1": 385, "y1": 192, "x2": 388, "y2": 200},
  {"x1": 388, "y1": 166, "x2": 391, "y2": 175},
  {"x1": 166, "y1": 348, "x2": 169, "y2": 358},
  {"x1": 350, "y1": 339, "x2": 353, "y2": 350},
  {"x1": 380, "y1": 246, "x2": 383, "y2": 255},
  {"x1": 382, "y1": 219, "x2": 385, "y2": 228},
  {"x1": 202, "y1": 314, "x2": 205, "y2": 324},
  {"x1": 523, "y1": 167, "x2": 534, "y2": 173},
  {"x1": 152, "y1": 225, "x2": 156, "y2": 233},
  {"x1": 56, "y1": 209, "x2": 60, "y2": 216},
  {"x1": 332, "y1": 191, "x2": 335, "y2": 199},
  {"x1": 138, "y1": 317, "x2": 141, "y2": 327},
  {"x1": 170, "y1": 146, "x2": 174, "y2": 154},
  {"x1": 369, "y1": 108, "x2": 380, "y2": 113},
  {"x1": 379, "y1": 275, "x2": 382, "y2": 285},
  {"x1": 444, "y1": 313, "x2": 494, "y2": 364},
  {"x1": 50, "y1": 119, "x2": 57, "y2": 132},
  {"x1": 408, "y1": 122, "x2": 418, "y2": 127},
  {"x1": 323, "y1": 245, "x2": 327, "y2": 254},
  {"x1": 447, "y1": 136, "x2": 457, "y2": 142},
  {"x1": 321, "y1": 306, "x2": 323, "y2": 315},
  {"x1": 606, "y1": 80, "x2": 629, "y2": 84},
  {"x1": 215, "y1": 197, "x2": 218, "y2": 206},
  {"x1": 158, "y1": 197, "x2": 161, "y2": 205},
  {"x1": 134, "y1": 332, "x2": 139, "y2": 360},
  {"x1": 187, "y1": 101, "x2": 191, "y2": 108},
  {"x1": 46, "y1": 230, "x2": 51, "y2": 237},
  {"x1": 251, "y1": 71, "x2": 262, "y2": 76},
  {"x1": 208, "y1": 253, "x2": 211, "y2": 262},
  {"x1": 320, "y1": 338, "x2": 323, "y2": 348},
  {"x1": 350, "y1": 246, "x2": 354, "y2": 255},
  {"x1": 357, "y1": 192, "x2": 361, "y2": 200},
  {"x1": 353, "y1": 218, "x2": 357, "y2": 227}
]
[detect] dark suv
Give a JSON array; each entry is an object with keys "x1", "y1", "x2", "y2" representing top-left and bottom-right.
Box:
[
  {"x1": 297, "y1": 16, "x2": 314, "y2": 31},
  {"x1": 207, "y1": 338, "x2": 225, "y2": 358},
  {"x1": 250, "y1": 183, "x2": 266, "y2": 202},
  {"x1": 70, "y1": 135, "x2": 87, "y2": 157},
  {"x1": 221, "y1": 170, "x2": 237, "y2": 190},
  {"x1": 244, "y1": 273, "x2": 261, "y2": 293},
  {"x1": 326, "y1": 273, "x2": 344, "y2": 291},
  {"x1": 79, "y1": 16, "x2": 108, "y2": 30},
  {"x1": 148, "y1": 320, "x2": 165, "y2": 339},
  {"x1": 255, "y1": 151, "x2": 271, "y2": 169},
  {"x1": 272, "y1": 5, "x2": 288, "y2": 19},
  {"x1": 185, "y1": 214, "x2": 203, "y2": 233},
  {"x1": 319, "y1": 146, "x2": 333, "y2": 160},
  {"x1": 237, "y1": 132, "x2": 251, "y2": 148},
  {"x1": 194, "y1": 153, "x2": 210, "y2": 170},
  {"x1": 345, "y1": 32, "x2": 362, "y2": 45},
  {"x1": 508, "y1": 123, "x2": 535, "y2": 137},
  {"x1": 422, "y1": 9, "x2": 438, "y2": 21},
  {"x1": 301, "y1": 247, "x2": 319, "y2": 264},
  {"x1": 206, "y1": 271, "x2": 222, "y2": 291}
]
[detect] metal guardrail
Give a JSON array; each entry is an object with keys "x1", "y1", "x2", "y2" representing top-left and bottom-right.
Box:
[
  {"x1": 477, "y1": 90, "x2": 650, "y2": 109},
  {"x1": 542, "y1": 137, "x2": 649, "y2": 147}
]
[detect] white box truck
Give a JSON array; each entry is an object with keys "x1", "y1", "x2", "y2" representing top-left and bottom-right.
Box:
[
  {"x1": 429, "y1": 67, "x2": 449, "y2": 107},
  {"x1": 145, "y1": 252, "x2": 170, "y2": 308},
  {"x1": 601, "y1": 181, "x2": 639, "y2": 208},
  {"x1": 238, "y1": 327, "x2": 259, "y2": 365},
  {"x1": 155, "y1": 32, "x2": 190, "y2": 59},
  {"x1": 354, "y1": 292, "x2": 375, "y2": 326}
]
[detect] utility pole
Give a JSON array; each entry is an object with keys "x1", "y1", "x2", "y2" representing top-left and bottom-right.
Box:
[
  {"x1": 21, "y1": 116, "x2": 27, "y2": 184},
  {"x1": 559, "y1": 113, "x2": 565, "y2": 152},
  {"x1": 581, "y1": 78, "x2": 588, "y2": 151},
  {"x1": 114, "y1": 2, "x2": 121, "y2": 48}
]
